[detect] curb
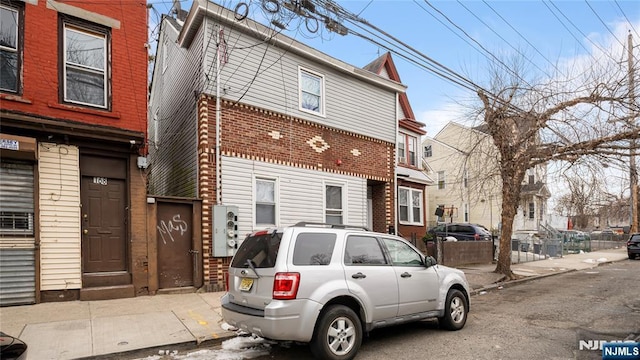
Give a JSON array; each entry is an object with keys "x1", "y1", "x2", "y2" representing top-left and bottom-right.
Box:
[{"x1": 469, "y1": 257, "x2": 627, "y2": 296}]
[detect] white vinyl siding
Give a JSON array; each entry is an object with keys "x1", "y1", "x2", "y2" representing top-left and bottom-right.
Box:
[
  {"x1": 38, "y1": 143, "x2": 81, "y2": 290},
  {"x1": 204, "y1": 20, "x2": 397, "y2": 143},
  {"x1": 222, "y1": 156, "x2": 366, "y2": 236}
]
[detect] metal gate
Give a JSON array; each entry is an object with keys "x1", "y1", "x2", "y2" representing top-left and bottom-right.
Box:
[{"x1": 0, "y1": 161, "x2": 36, "y2": 306}]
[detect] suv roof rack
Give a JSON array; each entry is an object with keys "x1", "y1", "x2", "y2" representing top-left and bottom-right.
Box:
[{"x1": 293, "y1": 222, "x2": 369, "y2": 231}]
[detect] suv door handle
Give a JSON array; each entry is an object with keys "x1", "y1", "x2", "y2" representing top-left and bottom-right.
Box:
[
  {"x1": 351, "y1": 272, "x2": 366, "y2": 279},
  {"x1": 401, "y1": 272, "x2": 412, "y2": 278}
]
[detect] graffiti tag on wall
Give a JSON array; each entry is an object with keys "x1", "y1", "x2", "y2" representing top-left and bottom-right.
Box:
[{"x1": 157, "y1": 214, "x2": 188, "y2": 245}]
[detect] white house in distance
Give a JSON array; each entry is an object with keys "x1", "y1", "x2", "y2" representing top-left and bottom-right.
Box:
[{"x1": 422, "y1": 122, "x2": 550, "y2": 237}]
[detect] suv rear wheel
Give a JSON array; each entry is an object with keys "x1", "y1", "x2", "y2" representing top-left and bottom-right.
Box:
[
  {"x1": 439, "y1": 289, "x2": 468, "y2": 330},
  {"x1": 310, "y1": 305, "x2": 362, "y2": 360}
]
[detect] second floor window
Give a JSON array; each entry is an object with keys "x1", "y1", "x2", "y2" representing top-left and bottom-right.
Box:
[
  {"x1": 397, "y1": 133, "x2": 417, "y2": 166},
  {"x1": 528, "y1": 202, "x2": 535, "y2": 219},
  {"x1": 0, "y1": 3, "x2": 21, "y2": 93},
  {"x1": 62, "y1": 21, "x2": 109, "y2": 108},
  {"x1": 437, "y1": 171, "x2": 445, "y2": 190},
  {"x1": 299, "y1": 67, "x2": 324, "y2": 116}
]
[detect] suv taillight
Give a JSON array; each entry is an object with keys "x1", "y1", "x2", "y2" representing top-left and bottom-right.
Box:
[{"x1": 273, "y1": 272, "x2": 300, "y2": 300}]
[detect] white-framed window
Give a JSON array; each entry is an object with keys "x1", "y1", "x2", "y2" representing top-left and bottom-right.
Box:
[
  {"x1": 423, "y1": 145, "x2": 432, "y2": 158},
  {"x1": 528, "y1": 202, "x2": 535, "y2": 219},
  {"x1": 464, "y1": 203, "x2": 469, "y2": 222},
  {"x1": 324, "y1": 183, "x2": 344, "y2": 224},
  {"x1": 299, "y1": 67, "x2": 325, "y2": 116},
  {"x1": 463, "y1": 169, "x2": 468, "y2": 188},
  {"x1": 153, "y1": 108, "x2": 159, "y2": 149},
  {"x1": 398, "y1": 187, "x2": 423, "y2": 225},
  {"x1": 0, "y1": 3, "x2": 21, "y2": 93},
  {"x1": 63, "y1": 21, "x2": 109, "y2": 108},
  {"x1": 407, "y1": 136, "x2": 417, "y2": 166},
  {"x1": 255, "y1": 178, "x2": 277, "y2": 226},
  {"x1": 437, "y1": 171, "x2": 445, "y2": 190},
  {"x1": 397, "y1": 133, "x2": 406, "y2": 164}
]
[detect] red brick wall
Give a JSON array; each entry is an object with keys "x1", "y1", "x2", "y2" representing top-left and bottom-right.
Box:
[
  {"x1": 129, "y1": 154, "x2": 149, "y2": 295},
  {"x1": 201, "y1": 98, "x2": 396, "y2": 287},
  {"x1": 0, "y1": 1, "x2": 148, "y2": 136}
]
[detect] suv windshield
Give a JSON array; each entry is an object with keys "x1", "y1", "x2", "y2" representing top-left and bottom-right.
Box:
[{"x1": 231, "y1": 232, "x2": 283, "y2": 268}]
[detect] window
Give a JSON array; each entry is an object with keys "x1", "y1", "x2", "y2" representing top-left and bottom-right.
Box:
[
  {"x1": 255, "y1": 178, "x2": 276, "y2": 226},
  {"x1": 382, "y1": 238, "x2": 422, "y2": 266},
  {"x1": 299, "y1": 67, "x2": 324, "y2": 115},
  {"x1": 344, "y1": 235, "x2": 387, "y2": 265},
  {"x1": 407, "y1": 136, "x2": 417, "y2": 166},
  {"x1": 325, "y1": 184, "x2": 343, "y2": 224},
  {"x1": 62, "y1": 20, "x2": 109, "y2": 108},
  {"x1": 423, "y1": 145, "x2": 432, "y2": 158},
  {"x1": 397, "y1": 134, "x2": 406, "y2": 164},
  {"x1": 161, "y1": 38, "x2": 168, "y2": 74},
  {"x1": 0, "y1": 162, "x2": 34, "y2": 236},
  {"x1": 0, "y1": 3, "x2": 21, "y2": 93},
  {"x1": 230, "y1": 231, "x2": 283, "y2": 268},
  {"x1": 437, "y1": 171, "x2": 445, "y2": 190},
  {"x1": 293, "y1": 233, "x2": 336, "y2": 265},
  {"x1": 463, "y1": 169, "x2": 468, "y2": 188},
  {"x1": 464, "y1": 203, "x2": 469, "y2": 222},
  {"x1": 398, "y1": 187, "x2": 423, "y2": 225},
  {"x1": 528, "y1": 202, "x2": 535, "y2": 219},
  {"x1": 528, "y1": 174, "x2": 535, "y2": 185},
  {"x1": 436, "y1": 204, "x2": 445, "y2": 222}
]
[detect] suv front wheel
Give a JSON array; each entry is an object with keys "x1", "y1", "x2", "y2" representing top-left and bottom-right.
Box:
[
  {"x1": 439, "y1": 289, "x2": 468, "y2": 330},
  {"x1": 310, "y1": 305, "x2": 363, "y2": 360}
]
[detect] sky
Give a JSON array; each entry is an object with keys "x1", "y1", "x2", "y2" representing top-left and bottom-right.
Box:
[{"x1": 148, "y1": 0, "x2": 640, "y2": 136}]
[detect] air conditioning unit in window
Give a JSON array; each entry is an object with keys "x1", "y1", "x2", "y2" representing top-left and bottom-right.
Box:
[{"x1": 398, "y1": 156, "x2": 406, "y2": 164}]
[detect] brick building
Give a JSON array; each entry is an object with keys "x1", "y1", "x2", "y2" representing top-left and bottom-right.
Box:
[
  {"x1": 149, "y1": 0, "x2": 403, "y2": 290},
  {"x1": 0, "y1": 0, "x2": 148, "y2": 304}
]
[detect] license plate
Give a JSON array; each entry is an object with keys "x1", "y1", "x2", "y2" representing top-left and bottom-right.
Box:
[{"x1": 239, "y1": 278, "x2": 254, "y2": 292}]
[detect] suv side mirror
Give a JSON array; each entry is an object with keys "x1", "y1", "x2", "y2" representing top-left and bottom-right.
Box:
[{"x1": 425, "y1": 256, "x2": 437, "y2": 267}]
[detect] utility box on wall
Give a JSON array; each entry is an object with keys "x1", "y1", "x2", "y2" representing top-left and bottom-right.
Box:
[{"x1": 213, "y1": 205, "x2": 239, "y2": 257}]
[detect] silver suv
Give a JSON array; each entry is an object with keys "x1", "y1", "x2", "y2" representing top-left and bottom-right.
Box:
[{"x1": 221, "y1": 223, "x2": 471, "y2": 360}]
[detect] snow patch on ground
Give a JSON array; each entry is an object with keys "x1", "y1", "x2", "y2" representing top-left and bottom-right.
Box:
[
  {"x1": 582, "y1": 257, "x2": 609, "y2": 264},
  {"x1": 133, "y1": 335, "x2": 273, "y2": 360},
  {"x1": 220, "y1": 322, "x2": 238, "y2": 331}
]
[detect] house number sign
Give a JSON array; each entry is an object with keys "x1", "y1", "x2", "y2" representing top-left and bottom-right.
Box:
[{"x1": 93, "y1": 177, "x2": 108, "y2": 185}]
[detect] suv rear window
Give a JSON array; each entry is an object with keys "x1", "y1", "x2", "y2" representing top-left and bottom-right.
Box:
[
  {"x1": 293, "y1": 233, "x2": 336, "y2": 265},
  {"x1": 231, "y1": 232, "x2": 283, "y2": 268}
]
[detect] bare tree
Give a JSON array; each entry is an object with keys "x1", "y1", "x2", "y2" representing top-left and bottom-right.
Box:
[
  {"x1": 554, "y1": 167, "x2": 609, "y2": 229},
  {"x1": 476, "y1": 54, "x2": 639, "y2": 278}
]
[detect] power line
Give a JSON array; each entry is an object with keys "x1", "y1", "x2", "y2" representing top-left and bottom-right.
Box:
[
  {"x1": 584, "y1": 0, "x2": 625, "y2": 48},
  {"x1": 613, "y1": 0, "x2": 640, "y2": 40}
]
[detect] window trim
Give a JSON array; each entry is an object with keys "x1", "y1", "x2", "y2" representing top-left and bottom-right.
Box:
[
  {"x1": 323, "y1": 181, "x2": 346, "y2": 225},
  {"x1": 398, "y1": 186, "x2": 424, "y2": 226},
  {"x1": 528, "y1": 202, "x2": 535, "y2": 219},
  {"x1": 298, "y1": 66, "x2": 325, "y2": 117},
  {"x1": 254, "y1": 177, "x2": 278, "y2": 227},
  {"x1": 0, "y1": 2, "x2": 23, "y2": 94},
  {"x1": 59, "y1": 16, "x2": 111, "y2": 110}
]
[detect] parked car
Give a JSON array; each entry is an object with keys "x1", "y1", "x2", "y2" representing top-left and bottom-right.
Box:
[
  {"x1": 221, "y1": 222, "x2": 471, "y2": 360},
  {"x1": 0, "y1": 332, "x2": 27, "y2": 360},
  {"x1": 627, "y1": 233, "x2": 640, "y2": 260},
  {"x1": 428, "y1": 223, "x2": 492, "y2": 241}
]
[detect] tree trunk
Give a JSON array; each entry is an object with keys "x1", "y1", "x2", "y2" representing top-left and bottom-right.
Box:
[{"x1": 494, "y1": 167, "x2": 526, "y2": 278}]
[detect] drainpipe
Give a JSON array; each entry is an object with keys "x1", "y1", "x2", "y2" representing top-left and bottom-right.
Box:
[
  {"x1": 393, "y1": 92, "x2": 399, "y2": 235},
  {"x1": 215, "y1": 25, "x2": 221, "y2": 205}
]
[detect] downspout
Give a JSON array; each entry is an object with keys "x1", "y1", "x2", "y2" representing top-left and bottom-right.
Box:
[
  {"x1": 394, "y1": 92, "x2": 399, "y2": 235},
  {"x1": 215, "y1": 25, "x2": 221, "y2": 205}
]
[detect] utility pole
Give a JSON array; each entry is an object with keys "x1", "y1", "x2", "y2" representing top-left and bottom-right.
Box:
[{"x1": 629, "y1": 32, "x2": 638, "y2": 233}]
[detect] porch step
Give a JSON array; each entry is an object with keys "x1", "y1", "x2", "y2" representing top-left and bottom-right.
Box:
[
  {"x1": 80, "y1": 284, "x2": 135, "y2": 301},
  {"x1": 156, "y1": 286, "x2": 197, "y2": 295}
]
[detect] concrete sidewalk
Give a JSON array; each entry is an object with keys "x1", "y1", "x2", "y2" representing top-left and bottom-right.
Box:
[{"x1": 0, "y1": 247, "x2": 629, "y2": 360}]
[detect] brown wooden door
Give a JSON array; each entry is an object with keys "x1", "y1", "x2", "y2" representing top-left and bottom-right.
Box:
[
  {"x1": 81, "y1": 176, "x2": 127, "y2": 274},
  {"x1": 157, "y1": 202, "x2": 194, "y2": 288}
]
